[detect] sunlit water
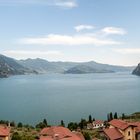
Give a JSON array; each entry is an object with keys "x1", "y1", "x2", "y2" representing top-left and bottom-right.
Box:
[{"x1": 0, "y1": 72, "x2": 139, "y2": 125}]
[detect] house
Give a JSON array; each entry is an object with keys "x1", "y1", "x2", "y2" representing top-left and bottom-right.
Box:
[
  {"x1": 40, "y1": 126, "x2": 85, "y2": 140},
  {"x1": 93, "y1": 120, "x2": 104, "y2": 129},
  {"x1": 132, "y1": 122, "x2": 140, "y2": 140},
  {"x1": 0, "y1": 125, "x2": 10, "y2": 140},
  {"x1": 87, "y1": 120, "x2": 104, "y2": 129},
  {"x1": 103, "y1": 119, "x2": 140, "y2": 140}
]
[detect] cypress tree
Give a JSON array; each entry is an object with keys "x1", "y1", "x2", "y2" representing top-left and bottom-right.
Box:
[
  {"x1": 43, "y1": 119, "x2": 48, "y2": 126},
  {"x1": 88, "y1": 115, "x2": 92, "y2": 123},
  {"x1": 114, "y1": 112, "x2": 118, "y2": 119},
  {"x1": 60, "y1": 120, "x2": 65, "y2": 127},
  {"x1": 122, "y1": 113, "x2": 125, "y2": 120},
  {"x1": 107, "y1": 113, "x2": 110, "y2": 122},
  {"x1": 110, "y1": 112, "x2": 113, "y2": 121}
]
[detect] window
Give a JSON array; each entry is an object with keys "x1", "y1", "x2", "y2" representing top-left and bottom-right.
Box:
[{"x1": 128, "y1": 131, "x2": 130, "y2": 136}]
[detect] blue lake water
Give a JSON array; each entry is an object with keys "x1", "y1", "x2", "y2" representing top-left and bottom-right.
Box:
[{"x1": 0, "y1": 72, "x2": 140, "y2": 125}]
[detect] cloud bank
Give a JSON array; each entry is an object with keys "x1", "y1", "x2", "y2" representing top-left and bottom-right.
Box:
[
  {"x1": 0, "y1": 0, "x2": 78, "y2": 8},
  {"x1": 20, "y1": 34, "x2": 122, "y2": 46},
  {"x1": 19, "y1": 25, "x2": 126, "y2": 46}
]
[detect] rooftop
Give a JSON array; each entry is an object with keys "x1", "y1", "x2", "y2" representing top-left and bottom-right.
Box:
[
  {"x1": 40, "y1": 126, "x2": 84, "y2": 140},
  {"x1": 0, "y1": 126, "x2": 10, "y2": 137},
  {"x1": 109, "y1": 119, "x2": 137, "y2": 130},
  {"x1": 93, "y1": 120, "x2": 104, "y2": 125},
  {"x1": 104, "y1": 128, "x2": 123, "y2": 140}
]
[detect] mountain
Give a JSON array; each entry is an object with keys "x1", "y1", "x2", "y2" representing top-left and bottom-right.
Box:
[
  {"x1": 64, "y1": 64, "x2": 114, "y2": 74},
  {"x1": 0, "y1": 54, "x2": 37, "y2": 77},
  {"x1": 18, "y1": 58, "x2": 79, "y2": 73},
  {"x1": 0, "y1": 54, "x2": 135, "y2": 77},
  {"x1": 64, "y1": 61, "x2": 134, "y2": 74},
  {"x1": 132, "y1": 63, "x2": 140, "y2": 76},
  {"x1": 19, "y1": 58, "x2": 134, "y2": 74},
  {"x1": 19, "y1": 58, "x2": 68, "y2": 73}
]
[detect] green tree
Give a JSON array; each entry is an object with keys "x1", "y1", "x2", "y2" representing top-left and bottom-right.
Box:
[
  {"x1": 36, "y1": 122, "x2": 46, "y2": 129},
  {"x1": 17, "y1": 122, "x2": 23, "y2": 128},
  {"x1": 60, "y1": 120, "x2": 65, "y2": 127},
  {"x1": 122, "y1": 113, "x2": 125, "y2": 120},
  {"x1": 88, "y1": 115, "x2": 92, "y2": 123},
  {"x1": 107, "y1": 113, "x2": 110, "y2": 122},
  {"x1": 92, "y1": 118, "x2": 95, "y2": 122},
  {"x1": 12, "y1": 132, "x2": 34, "y2": 140},
  {"x1": 114, "y1": 112, "x2": 118, "y2": 119},
  {"x1": 83, "y1": 132, "x2": 91, "y2": 140},
  {"x1": 10, "y1": 121, "x2": 16, "y2": 127},
  {"x1": 68, "y1": 122, "x2": 78, "y2": 130},
  {"x1": 0, "y1": 120, "x2": 9, "y2": 125},
  {"x1": 109, "y1": 112, "x2": 113, "y2": 121},
  {"x1": 79, "y1": 119, "x2": 87, "y2": 129},
  {"x1": 11, "y1": 132, "x2": 21, "y2": 140},
  {"x1": 43, "y1": 119, "x2": 48, "y2": 126}
]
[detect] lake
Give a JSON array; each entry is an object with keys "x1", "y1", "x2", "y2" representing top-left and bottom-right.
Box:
[{"x1": 0, "y1": 72, "x2": 140, "y2": 125}]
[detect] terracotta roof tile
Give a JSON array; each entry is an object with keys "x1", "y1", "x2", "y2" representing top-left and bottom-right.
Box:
[
  {"x1": 109, "y1": 119, "x2": 136, "y2": 130},
  {"x1": 40, "y1": 136, "x2": 53, "y2": 140},
  {"x1": 131, "y1": 122, "x2": 140, "y2": 133},
  {"x1": 104, "y1": 128, "x2": 123, "y2": 140},
  {"x1": 0, "y1": 126, "x2": 10, "y2": 136},
  {"x1": 40, "y1": 126, "x2": 73, "y2": 139},
  {"x1": 93, "y1": 120, "x2": 104, "y2": 125},
  {"x1": 40, "y1": 126, "x2": 84, "y2": 140}
]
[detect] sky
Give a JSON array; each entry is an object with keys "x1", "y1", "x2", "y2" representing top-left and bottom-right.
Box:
[{"x1": 0, "y1": 0, "x2": 140, "y2": 66}]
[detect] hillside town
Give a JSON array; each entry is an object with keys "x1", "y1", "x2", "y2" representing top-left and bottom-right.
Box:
[{"x1": 1, "y1": 112, "x2": 140, "y2": 140}]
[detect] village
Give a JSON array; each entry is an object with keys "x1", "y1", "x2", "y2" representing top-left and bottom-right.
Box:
[{"x1": 0, "y1": 112, "x2": 140, "y2": 140}]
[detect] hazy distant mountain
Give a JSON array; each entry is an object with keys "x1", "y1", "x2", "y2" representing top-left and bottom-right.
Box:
[
  {"x1": 64, "y1": 64, "x2": 114, "y2": 74},
  {"x1": 78, "y1": 61, "x2": 134, "y2": 73},
  {"x1": 0, "y1": 54, "x2": 135, "y2": 77},
  {"x1": 19, "y1": 58, "x2": 81, "y2": 73},
  {"x1": 19, "y1": 58, "x2": 134, "y2": 74},
  {"x1": 19, "y1": 58, "x2": 70, "y2": 73},
  {"x1": 0, "y1": 54, "x2": 37, "y2": 77},
  {"x1": 132, "y1": 63, "x2": 140, "y2": 76},
  {"x1": 64, "y1": 61, "x2": 134, "y2": 74}
]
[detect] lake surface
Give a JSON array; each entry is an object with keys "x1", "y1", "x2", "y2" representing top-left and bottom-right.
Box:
[{"x1": 0, "y1": 72, "x2": 140, "y2": 125}]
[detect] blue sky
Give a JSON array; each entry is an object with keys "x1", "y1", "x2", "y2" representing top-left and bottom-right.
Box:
[{"x1": 0, "y1": 0, "x2": 140, "y2": 66}]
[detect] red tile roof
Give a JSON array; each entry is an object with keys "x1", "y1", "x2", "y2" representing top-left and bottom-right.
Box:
[
  {"x1": 72, "y1": 131, "x2": 85, "y2": 140},
  {"x1": 40, "y1": 136, "x2": 53, "y2": 140},
  {"x1": 93, "y1": 120, "x2": 104, "y2": 125},
  {"x1": 40, "y1": 126, "x2": 72, "y2": 139},
  {"x1": 104, "y1": 128, "x2": 123, "y2": 140},
  {"x1": 40, "y1": 126, "x2": 84, "y2": 140},
  {"x1": 131, "y1": 122, "x2": 140, "y2": 133},
  {"x1": 0, "y1": 126, "x2": 10, "y2": 137},
  {"x1": 109, "y1": 119, "x2": 136, "y2": 130}
]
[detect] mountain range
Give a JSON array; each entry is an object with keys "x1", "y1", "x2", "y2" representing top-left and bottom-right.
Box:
[
  {"x1": 0, "y1": 54, "x2": 37, "y2": 77},
  {"x1": 19, "y1": 58, "x2": 135, "y2": 74},
  {"x1": 132, "y1": 63, "x2": 140, "y2": 76},
  {"x1": 0, "y1": 54, "x2": 136, "y2": 77}
]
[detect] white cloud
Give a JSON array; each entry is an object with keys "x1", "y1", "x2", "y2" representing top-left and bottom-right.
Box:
[
  {"x1": 114, "y1": 48, "x2": 140, "y2": 54},
  {"x1": 0, "y1": 0, "x2": 78, "y2": 8},
  {"x1": 20, "y1": 34, "x2": 121, "y2": 46},
  {"x1": 75, "y1": 25, "x2": 95, "y2": 32},
  {"x1": 102, "y1": 27, "x2": 126, "y2": 35},
  {"x1": 3, "y1": 50, "x2": 62, "y2": 59},
  {"x1": 54, "y1": 0, "x2": 77, "y2": 8}
]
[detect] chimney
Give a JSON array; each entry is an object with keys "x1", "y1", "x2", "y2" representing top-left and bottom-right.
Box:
[{"x1": 54, "y1": 134, "x2": 59, "y2": 140}]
